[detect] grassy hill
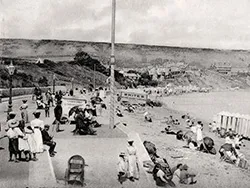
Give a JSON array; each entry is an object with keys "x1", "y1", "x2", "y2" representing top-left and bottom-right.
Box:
[
  {"x1": 1, "y1": 38, "x2": 250, "y2": 90},
  {"x1": 1, "y1": 38, "x2": 250, "y2": 68}
]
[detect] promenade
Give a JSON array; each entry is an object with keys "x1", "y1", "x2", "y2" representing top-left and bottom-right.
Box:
[{"x1": 0, "y1": 94, "x2": 156, "y2": 188}]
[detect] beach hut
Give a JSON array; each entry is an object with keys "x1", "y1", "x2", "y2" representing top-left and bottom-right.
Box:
[
  {"x1": 234, "y1": 113, "x2": 241, "y2": 134},
  {"x1": 241, "y1": 115, "x2": 248, "y2": 137},
  {"x1": 230, "y1": 113, "x2": 237, "y2": 131},
  {"x1": 246, "y1": 115, "x2": 250, "y2": 138},
  {"x1": 221, "y1": 112, "x2": 228, "y2": 130},
  {"x1": 226, "y1": 112, "x2": 233, "y2": 131}
]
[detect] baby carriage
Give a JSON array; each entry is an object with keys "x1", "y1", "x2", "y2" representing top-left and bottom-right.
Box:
[{"x1": 65, "y1": 155, "x2": 86, "y2": 186}]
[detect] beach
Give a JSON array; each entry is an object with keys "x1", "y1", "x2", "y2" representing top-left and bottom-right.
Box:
[
  {"x1": 162, "y1": 90, "x2": 250, "y2": 122},
  {"x1": 118, "y1": 90, "x2": 250, "y2": 188}
]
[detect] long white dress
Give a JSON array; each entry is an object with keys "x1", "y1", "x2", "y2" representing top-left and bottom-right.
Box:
[
  {"x1": 30, "y1": 118, "x2": 44, "y2": 153},
  {"x1": 196, "y1": 124, "x2": 203, "y2": 142},
  {"x1": 24, "y1": 127, "x2": 37, "y2": 153},
  {"x1": 127, "y1": 145, "x2": 140, "y2": 179}
]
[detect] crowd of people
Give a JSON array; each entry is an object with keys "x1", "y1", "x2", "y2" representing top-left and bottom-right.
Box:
[{"x1": 2, "y1": 110, "x2": 57, "y2": 163}]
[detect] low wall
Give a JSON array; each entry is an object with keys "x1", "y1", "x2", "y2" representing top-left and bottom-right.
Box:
[{"x1": 0, "y1": 86, "x2": 66, "y2": 98}]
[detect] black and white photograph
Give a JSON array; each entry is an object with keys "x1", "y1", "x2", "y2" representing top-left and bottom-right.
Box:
[{"x1": 0, "y1": 0, "x2": 250, "y2": 187}]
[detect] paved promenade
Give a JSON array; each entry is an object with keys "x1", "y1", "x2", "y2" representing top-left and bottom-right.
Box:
[{"x1": 0, "y1": 94, "x2": 156, "y2": 187}]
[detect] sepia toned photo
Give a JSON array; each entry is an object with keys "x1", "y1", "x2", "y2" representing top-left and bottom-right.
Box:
[{"x1": 0, "y1": 0, "x2": 250, "y2": 187}]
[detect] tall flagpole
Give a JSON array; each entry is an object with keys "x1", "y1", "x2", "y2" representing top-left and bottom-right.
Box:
[{"x1": 109, "y1": 0, "x2": 116, "y2": 129}]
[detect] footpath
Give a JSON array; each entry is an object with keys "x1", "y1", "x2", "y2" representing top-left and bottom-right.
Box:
[{"x1": 0, "y1": 94, "x2": 157, "y2": 188}]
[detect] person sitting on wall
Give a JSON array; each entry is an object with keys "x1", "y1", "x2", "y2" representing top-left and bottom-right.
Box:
[{"x1": 41, "y1": 125, "x2": 56, "y2": 157}]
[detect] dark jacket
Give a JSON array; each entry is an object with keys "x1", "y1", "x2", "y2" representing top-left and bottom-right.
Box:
[
  {"x1": 54, "y1": 105, "x2": 62, "y2": 120},
  {"x1": 41, "y1": 130, "x2": 52, "y2": 142}
]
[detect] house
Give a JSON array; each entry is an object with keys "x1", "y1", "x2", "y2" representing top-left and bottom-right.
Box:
[
  {"x1": 118, "y1": 89, "x2": 148, "y2": 102},
  {"x1": 123, "y1": 72, "x2": 140, "y2": 81}
]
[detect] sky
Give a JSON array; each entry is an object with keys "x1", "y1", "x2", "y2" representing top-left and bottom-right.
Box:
[{"x1": 1, "y1": 0, "x2": 250, "y2": 50}]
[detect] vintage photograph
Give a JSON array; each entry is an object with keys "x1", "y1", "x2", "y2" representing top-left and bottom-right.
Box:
[{"x1": 0, "y1": 0, "x2": 250, "y2": 187}]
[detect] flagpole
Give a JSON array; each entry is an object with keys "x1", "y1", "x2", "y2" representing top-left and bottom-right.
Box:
[{"x1": 109, "y1": 0, "x2": 116, "y2": 129}]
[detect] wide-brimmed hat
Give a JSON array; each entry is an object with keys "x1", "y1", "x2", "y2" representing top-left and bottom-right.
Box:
[
  {"x1": 33, "y1": 111, "x2": 41, "y2": 115},
  {"x1": 127, "y1": 138, "x2": 134, "y2": 143},
  {"x1": 9, "y1": 111, "x2": 16, "y2": 116},
  {"x1": 181, "y1": 164, "x2": 188, "y2": 170},
  {"x1": 119, "y1": 151, "x2": 126, "y2": 156}
]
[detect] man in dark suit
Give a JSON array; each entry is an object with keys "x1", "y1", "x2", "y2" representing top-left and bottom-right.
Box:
[
  {"x1": 42, "y1": 125, "x2": 56, "y2": 157},
  {"x1": 54, "y1": 100, "x2": 63, "y2": 132}
]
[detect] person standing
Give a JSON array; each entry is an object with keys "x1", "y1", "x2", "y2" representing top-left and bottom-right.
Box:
[
  {"x1": 44, "y1": 103, "x2": 50, "y2": 118},
  {"x1": 117, "y1": 151, "x2": 128, "y2": 184},
  {"x1": 30, "y1": 111, "x2": 44, "y2": 153},
  {"x1": 54, "y1": 101, "x2": 63, "y2": 132},
  {"x1": 6, "y1": 112, "x2": 19, "y2": 162},
  {"x1": 127, "y1": 139, "x2": 140, "y2": 181},
  {"x1": 24, "y1": 125, "x2": 38, "y2": 161},
  {"x1": 14, "y1": 120, "x2": 31, "y2": 161},
  {"x1": 20, "y1": 99, "x2": 29, "y2": 123},
  {"x1": 196, "y1": 121, "x2": 203, "y2": 147}
]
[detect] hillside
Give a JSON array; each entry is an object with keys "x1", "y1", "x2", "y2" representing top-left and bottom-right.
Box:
[
  {"x1": 1, "y1": 38, "x2": 250, "y2": 90},
  {"x1": 1, "y1": 39, "x2": 250, "y2": 68},
  {"x1": 0, "y1": 57, "x2": 117, "y2": 89}
]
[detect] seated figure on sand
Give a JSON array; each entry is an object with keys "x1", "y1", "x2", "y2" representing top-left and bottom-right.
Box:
[
  {"x1": 144, "y1": 111, "x2": 152, "y2": 122},
  {"x1": 198, "y1": 137, "x2": 216, "y2": 155}
]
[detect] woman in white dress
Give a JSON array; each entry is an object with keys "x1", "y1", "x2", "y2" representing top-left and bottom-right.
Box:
[
  {"x1": 196, "y1": 121, "x2": 203, "y2": 147},
  {"x1": 25, "y1": 125, "x2": 38, "y2": 161},
  {"x1": 20, "y1": 99, "x2": 29, "y2": 123},
  {"x1": 127, "y1": 139, "x2": 139, "y2": 181},
  {"x1": 30, "y1": 111, "x2": 44, "y2": 153}
]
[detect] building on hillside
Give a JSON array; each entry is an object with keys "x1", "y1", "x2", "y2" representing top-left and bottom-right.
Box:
[
  {"x1": 230, "y1": 67, "x2": 249, "y2": 76},
  {"x1": 117, "y1": 89, "x2": 148, "y2": 102},
  {"x1": 35, "y1": 58, "x2": 44, "y2": 64},
  {"x1": 123, "y1": 72, "x2": 140, "y2": 81},
  {"x1": 213, "y1": 62, "x2": 232, "y2": 74}
]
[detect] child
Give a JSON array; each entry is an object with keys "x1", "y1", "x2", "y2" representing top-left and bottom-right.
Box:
[
  {"x1": 117, "y1": 151, "x2": 128, "y2": 184},
  {"x1": 208, "y1": 123, "x2": 212, "y2": 132},
  {"x1": 179, "y1": 164, "x2": 197, "y2": 185},
  {"x1": 6, "y1": 112, "x2": 20, "y2": 162},
  {"x1": 172, "y1": 163, "x2": 183, "y2": 185},
  {"x1": 45, "y1": 103, "x2": 50, "y2": 117}
]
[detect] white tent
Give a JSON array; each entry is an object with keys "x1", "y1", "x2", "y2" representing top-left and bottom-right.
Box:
[{"x1": 35, "y1": 58, "x2": 44, "y2": 64}]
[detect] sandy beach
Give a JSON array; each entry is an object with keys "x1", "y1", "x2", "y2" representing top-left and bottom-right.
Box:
[{"x1": 118, "y1": 90, "x2": 250, "y2": 188}]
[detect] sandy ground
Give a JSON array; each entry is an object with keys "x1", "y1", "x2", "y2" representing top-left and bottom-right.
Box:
[{"x1": 118, "y1": 100, "x2": 250, "y2": 188}]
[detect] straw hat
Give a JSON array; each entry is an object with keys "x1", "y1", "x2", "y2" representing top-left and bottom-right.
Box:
[
  {"x1": 33, "y1": 111, "x2": 41, "y2": 115},
  {"x1": 9, "y1": 111, "x2": 16, "y2": 116},
  {"x1": 119, "y1": 151, "x2": 126, "y2": 156},
  {"x1": 127, "y1": 138, "x2": 134, "y2": 143}
]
